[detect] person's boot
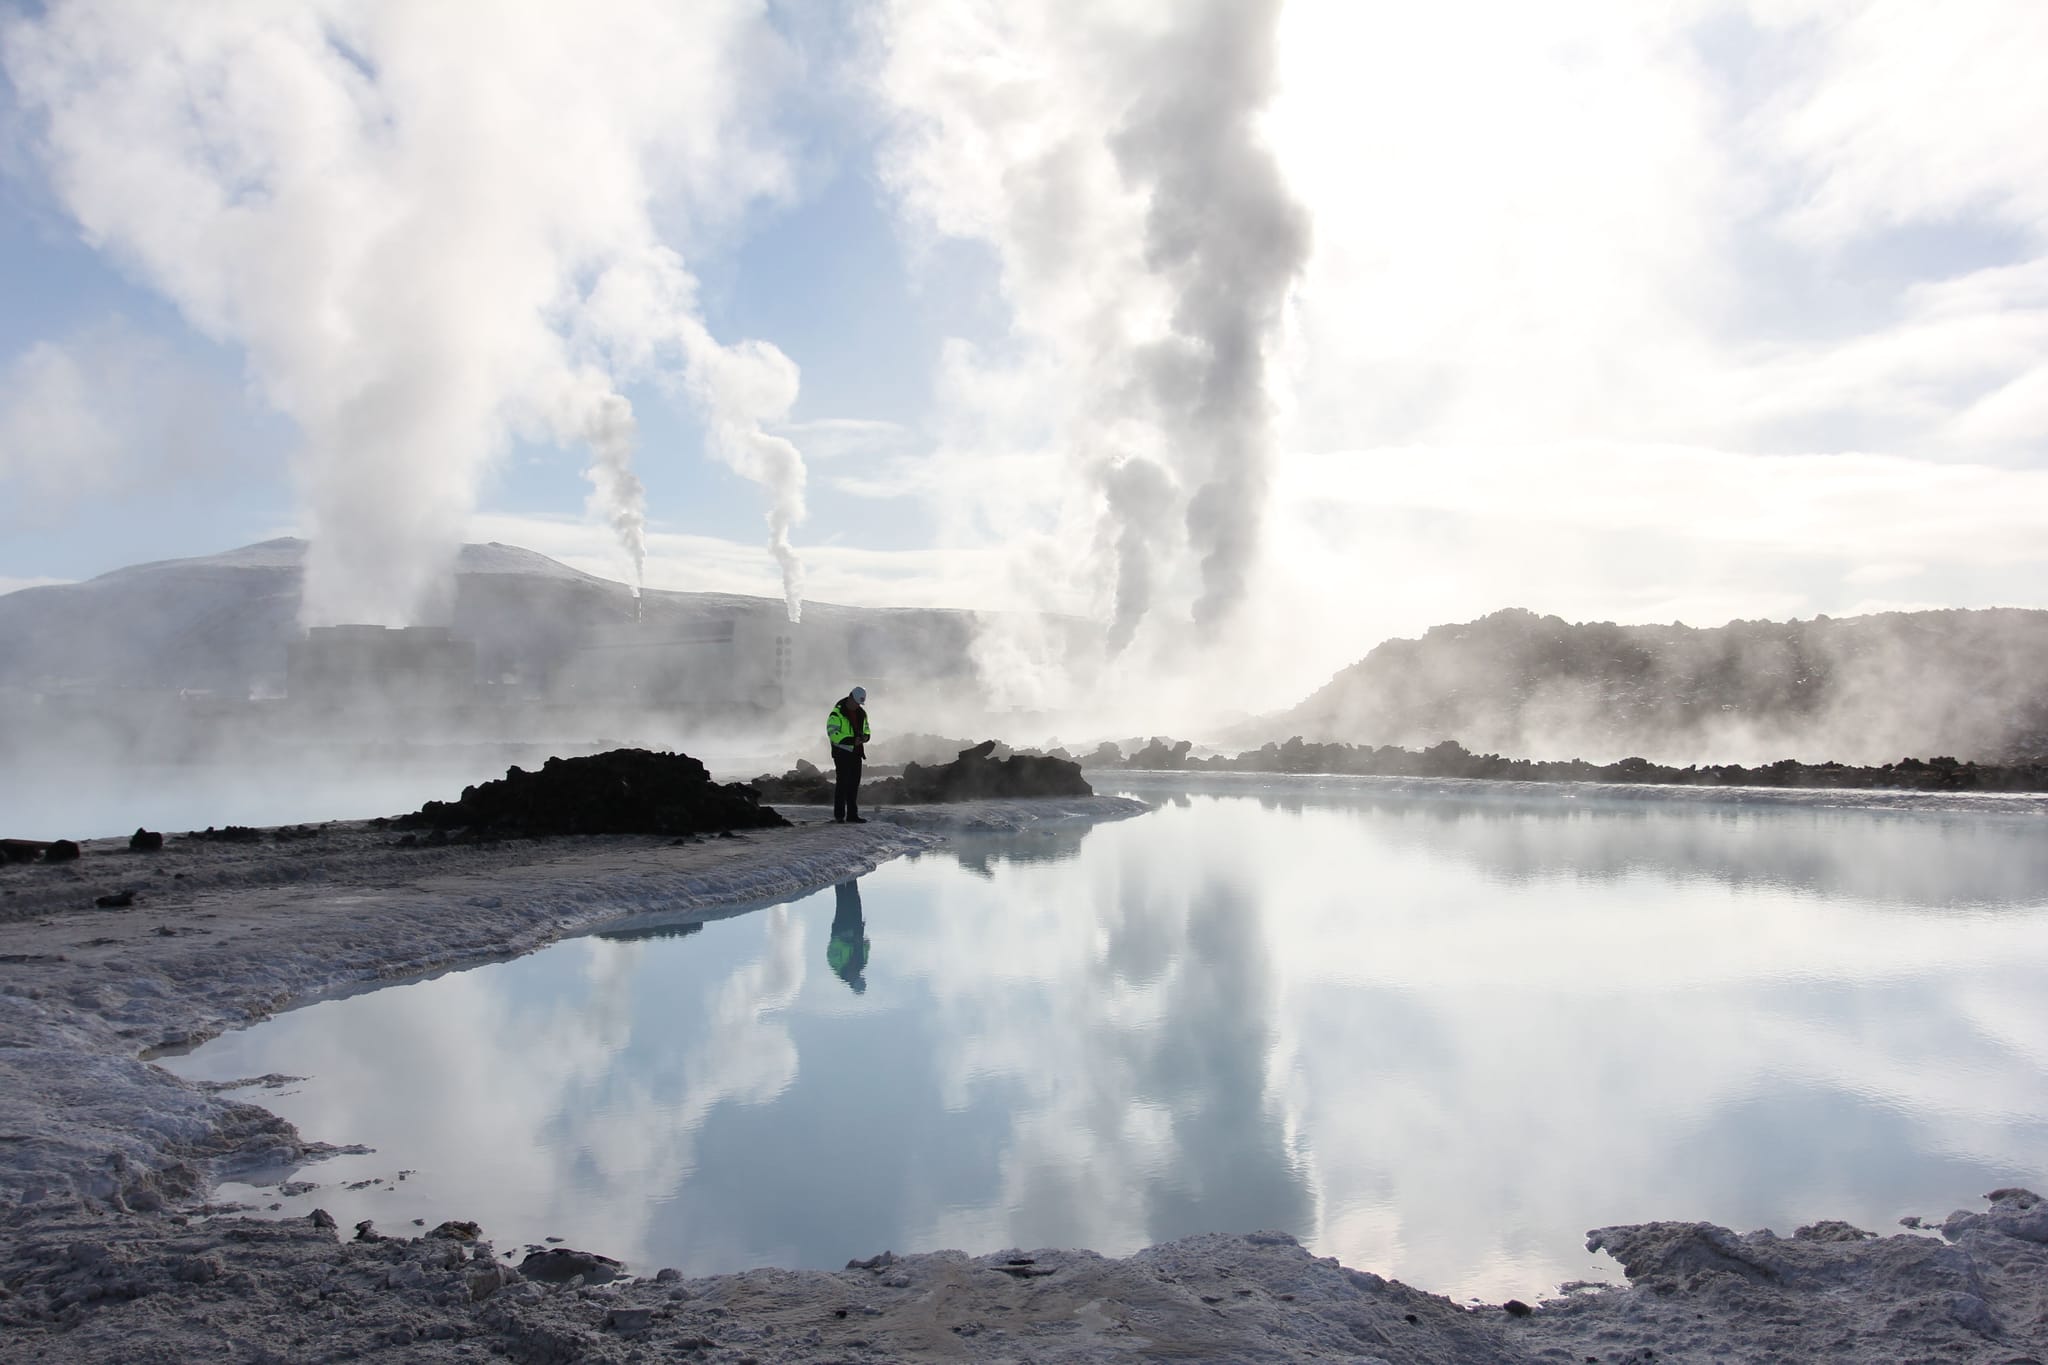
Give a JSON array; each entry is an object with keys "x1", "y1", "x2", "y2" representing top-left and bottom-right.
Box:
[{"x1": 848, "y1": 815, "x2": 868, "y2": 824}]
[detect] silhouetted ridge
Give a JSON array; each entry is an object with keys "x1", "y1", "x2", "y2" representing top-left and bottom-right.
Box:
[
  {"x1": 1274, "y1": 607, "x2": 2048, "y2": 765},
  {"x1": 1096, "y1": 736, "x2": 2048, "y2": 794}
]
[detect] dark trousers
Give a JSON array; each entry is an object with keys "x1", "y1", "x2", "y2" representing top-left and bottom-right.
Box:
[{"x1": 832, "y1": 747, "x2": 862, "y2": 820}]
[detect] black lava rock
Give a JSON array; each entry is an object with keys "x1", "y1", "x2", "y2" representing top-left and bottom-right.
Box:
[
  {"x1": 94, "y1": 890, "x2": 135, "y2": 909},
  {"x1": 897, "y1": 740, "x2": 1093, "y2": 802},
  {"x1": 395, "y1": 748, "x2": 788, "y2": 838},
  {"x1": 129, "y1": 828, "x2": 164, "y2": 852},
  {"x1": 45, "y1": 839, "x2": 81, "y2": 863},
  {"x1": 184, "y1": 826, "x2": 263, "y2": 843},
  {"x1": 754, "y1": 740, "x2": 1094, "y2": 807},
  {"x1": 748, "y1": 756, "x2": 836, "y2": 805},
  {"x1": 0, "y1": 840, "x2": 46, "y2": 864},
  {"x1": 519, "y1": 1248, "x2": 624, "y2": 1285}
]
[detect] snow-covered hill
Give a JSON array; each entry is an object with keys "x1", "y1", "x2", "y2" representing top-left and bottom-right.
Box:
[{"x1": 0, "y1": 538, "x2": 980, "y2": 697}]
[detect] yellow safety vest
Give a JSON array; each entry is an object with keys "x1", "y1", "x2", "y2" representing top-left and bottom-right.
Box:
[{"x1": 827, "y1": 701, "x2": 870, "y2": 749}]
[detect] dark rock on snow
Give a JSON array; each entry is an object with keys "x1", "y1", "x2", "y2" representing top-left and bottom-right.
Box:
[
  {"x1": 519, "y1": 1247, "x2": 624, "y2": 1285},
  {"x1": 751, "y1": 740, "x2": 1093, "y2": 807},
  {"x1": 0, "y1": 839, "x2": 49, "y2": 864},
  {"x1": 93, "y1": 890, "x2": 135, "y2": 909},
  {"x1": 897, "y1": 739, "x2": 1093, "y2": 801},
  {"x1": 182, "y1": 825, "x2": 264, "y2": 844},
  {"x1": 397, "y1": 748, "x2": 787, "y2": 838},
  {"x1": 128, "y1": 828, "x2": 164, "y2": 852},
  {"x1": 44, "y1": 839, "x2": 80, "y2": 863},
  {"x1": 748, "y1": 756, "x2": 836, "y2": 805}
]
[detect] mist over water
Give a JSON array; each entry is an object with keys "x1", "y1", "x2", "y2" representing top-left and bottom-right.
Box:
[
  {"x1": 167, "y1": 777, "x2": 2048, "y2": 1303},
  {"x1": 0, "y1": 733, "x2": 804, "y2": 843}
]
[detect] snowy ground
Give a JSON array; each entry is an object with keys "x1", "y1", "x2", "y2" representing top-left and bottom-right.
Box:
[{"x1": 2, "y1": 798, "x2": 2044, "y2": 1362}]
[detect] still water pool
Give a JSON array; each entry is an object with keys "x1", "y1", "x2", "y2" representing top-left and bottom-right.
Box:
[{"x1": 165, "y1": 776, "x2": 2048, "y2": 1301}]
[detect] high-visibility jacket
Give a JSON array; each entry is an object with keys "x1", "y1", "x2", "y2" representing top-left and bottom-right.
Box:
[
  {"x1": 827, "y1": 700, "x2": 870, "y2": 751},
  {"x1": 827, "y1": 931, "x2": 869, "y2": 978}
]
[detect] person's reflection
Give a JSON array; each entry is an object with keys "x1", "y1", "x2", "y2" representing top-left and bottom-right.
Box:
[{"x1": 828, "y1": 879, "x2": 870, "y2": 993}]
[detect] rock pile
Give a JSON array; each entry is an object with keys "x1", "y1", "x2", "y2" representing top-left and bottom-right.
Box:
[
  {"x1": 395, "y1": 749, "x2": 787, "y2": 838},
  {"x1": 181, "y1": 826, "x2": 264, "y2": 843},
  {"x1": 897, "y1": 740, "x2": 1093, "y2": 801},
  {"x1": 750, "y1": 741, "x2": 1093, "y2": 806},
  {"x1": 0, "y1": 838, "x2": 80, "y2": 864},
  {"x1": 748, "y1": 757, "x2": 836, "y2": 805}
]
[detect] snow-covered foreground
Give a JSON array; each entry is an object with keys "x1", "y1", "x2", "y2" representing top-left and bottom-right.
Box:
[{"x1": 1, "y1": 799, "x2": 2044, "y2": 1362}]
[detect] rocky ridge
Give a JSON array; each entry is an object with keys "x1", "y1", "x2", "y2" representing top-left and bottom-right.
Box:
[
  {"x1": 1095, "y1": 734, "x2": 2048, "y2": 793},
  {"x1": 1271, "y1": 606, "x2": 2048, "y2": 766}
]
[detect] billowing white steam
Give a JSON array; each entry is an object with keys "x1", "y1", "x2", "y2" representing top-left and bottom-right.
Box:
[
  {"x1": 4, "y1": 0, "x2": 808, "y2": 625},
  {"x1": 685, "y1": 335, "x2": 808, "y2": 622},
  {"x1": 877, "y1": 0, "x2": 1308, "y2": 652},
  {"x1": 546, "y1": 374, "x2": 646, "y2": 593},
  {"x1": 1114, "y1": 0, "x2": 1311, "y2": 628},
  {"x1": 581, "y1": 247, "x2": 808, "y2": 620}
]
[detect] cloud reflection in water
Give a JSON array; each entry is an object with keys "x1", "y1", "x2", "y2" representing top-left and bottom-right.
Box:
[{"x1": 167, "y1": 783, "x2": 2048, "y2": 1301}]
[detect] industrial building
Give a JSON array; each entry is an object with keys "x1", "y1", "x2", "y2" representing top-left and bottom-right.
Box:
[
  {"x1": 286, "y1": 625, "x2": 477, "y2": 707},
  {"x1": 557, "y1": 615, "x2": 797, "y2": 711}
]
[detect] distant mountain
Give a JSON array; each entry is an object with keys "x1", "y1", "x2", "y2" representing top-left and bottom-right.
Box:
[
  {"x1": 1269, "y1": 607, "x2": 2048, "y2": 765},
  {"x1": 0, "y1": 538, "x2": 984, "y2": 701}
]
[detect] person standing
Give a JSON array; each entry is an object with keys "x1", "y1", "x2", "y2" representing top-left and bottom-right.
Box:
[{"x1": 827, "y1": 685, "x2": 870, "y2": 823}]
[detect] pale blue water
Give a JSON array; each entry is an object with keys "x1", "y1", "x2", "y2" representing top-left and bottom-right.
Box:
[{"x1": 165, "y1": 776, "x2": 2048, "y2": 1301}]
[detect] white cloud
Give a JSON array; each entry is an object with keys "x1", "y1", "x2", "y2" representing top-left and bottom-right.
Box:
[
  {"x1": 1759, "y1": 0, "x2": 2048, "y2": 243},
  {"x1": 1270, "y1": 0, "x2": 1735, "y2": 449},
  {"x1": 1283, "y1": 442, "x2": 2048, "y2": 567},
  {"x1": 1259, "y1": 0, "x2": 2048, "y2": 464},
  {"x1": 1707, "y1": 257, "x2": 2048, "y2": 460},
  {"x1": 466, "y1": 510, "x2": 1035, "y2": 613},
  {"x1": 0, "y1": 318, "x2": 251, "y2": 508},
  {"x1": 776, "y1": 418, "x2": 912, "y2": 461},
  {"x1": 1265, "y1": 441, "x2": 2048, "y2": 649}
]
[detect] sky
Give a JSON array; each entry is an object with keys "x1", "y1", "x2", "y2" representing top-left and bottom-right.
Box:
[{"x1": 1, "y1": 0, "x2": 2046, "y2": 709}]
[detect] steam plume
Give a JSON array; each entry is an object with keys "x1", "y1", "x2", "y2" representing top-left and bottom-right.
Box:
[
  {"x1": 4, "y1": 0, "x2": 803, "y2": 625},
  {"x1": 685, "y1": 331, "x2": 809, "y2": 622},
  {"x1": 567, "y1": 384, "x2": 647, "y2": 594},
  {"x1": 1114, "y1": 0, "x2": 1311, "y2": 626},
  {"x1": 1103, "y1": 455, "x2": 1176, "y2": 652},
  {"x1": 877, "y1": 0, "x2": 1309, "y2": 648},
  {"x1": 584, "y1": 250, "x2": 809, "y2": 621}
]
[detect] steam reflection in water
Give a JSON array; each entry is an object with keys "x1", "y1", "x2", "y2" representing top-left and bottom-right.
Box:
[{"x1": 166, "y1": 778, "x2": 2048, "y2": 1301}]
